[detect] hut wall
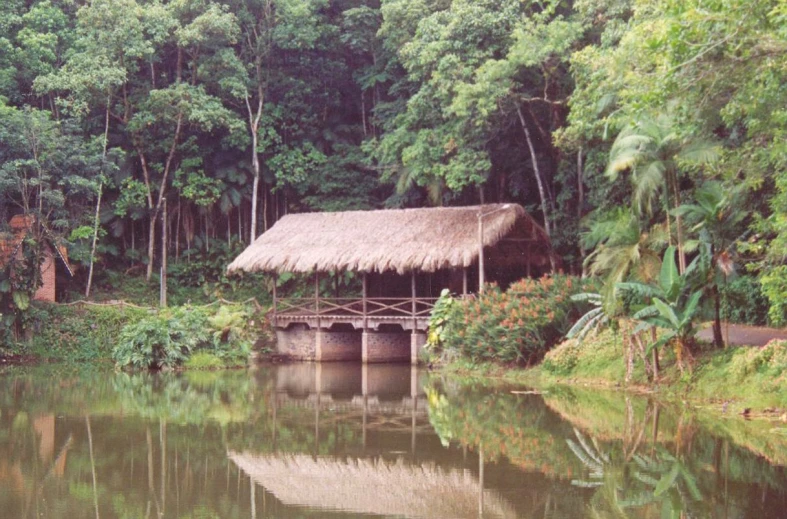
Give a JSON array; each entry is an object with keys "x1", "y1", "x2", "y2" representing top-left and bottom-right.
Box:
[
  {"x1": 34, "y1": 249, "x2": 56, "y2": 302},
  {"x1": 276, "y1": 325, "x2": 317, "y2": 360},
  {"x1": 317, "y1": 331, "x2": 362, "y2": 361},
  {"x1": 363, "y1": 332, "x2": 411, "y2": 363},
  {"x1": 275, "y1": 325, "x2": 362, "y2": 361}
]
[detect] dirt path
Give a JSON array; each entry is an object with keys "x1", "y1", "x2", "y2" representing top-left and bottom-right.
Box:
[{"x1": 697, "y1": 323, "x2": 787, "y2": 347}]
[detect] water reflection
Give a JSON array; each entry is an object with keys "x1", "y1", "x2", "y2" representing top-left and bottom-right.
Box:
[{"x1": 0, "y1": 364, "x2": 785, "y2": 518}]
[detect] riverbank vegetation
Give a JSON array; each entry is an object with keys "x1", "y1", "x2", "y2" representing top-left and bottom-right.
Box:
[
  {"x1": 9, "y1": 301, "x2": 269, "y2": 369},
  {"x1": 0, "y1": 0, "x2": 785, "y2": 380}
]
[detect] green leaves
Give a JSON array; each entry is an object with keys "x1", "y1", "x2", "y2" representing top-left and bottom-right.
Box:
[
  {"x1": 658, "y1": 246, "x2": 680, "y2": 300},
  {"x1": 12, "y1": 292, "x2": 29, "y2": 311}
]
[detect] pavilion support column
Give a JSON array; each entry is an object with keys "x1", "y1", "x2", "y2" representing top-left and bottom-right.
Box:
[
  {"x1": 314, "y1": 271, "x2": 323, "y2": 362},
  {"x1": 362, "y1": 272, "x2": 369, "y2": 364},
  {"x1": 462, "y1": 267, "x2": 468, "y2": 296},
  {"x1": 271, "y1": 273, "x2": 278, "y2": 321},
  {"x1": 411, "y1": 272, "x2": 419, "y2": 366}
]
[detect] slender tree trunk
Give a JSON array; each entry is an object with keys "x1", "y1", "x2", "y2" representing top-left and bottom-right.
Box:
[
  {"x1": 712, "y1": 283, "x2": 724, "y2": 348},
  {"x1": 139, "y1": 112, "x2": 183, "y2": 281},
  {"x1": 160, "y1": 199, "x2": 167, "y2": 307},
  {"x1": 577, "y1": 147, "x2": 585, "y2": 270},
  {"x1": 147, "y1": 213, "x2": 157, "y2": 280},
  {"x1": 516, "y1": 106, "x2": 551, "y2": 237},
  {"x1": 86, "y1": 97, "x2": 111, "y2": 298},
  {"x1": 671, "y1": 171, "x2": 687, "y2": 273},
  {"x1": 246, "y1": 93, "x2": 263, "y2": 242},
  {"x1": 263, "y1": 184, "x2": 268, "y2": 231},
  {"x1": 175, "y1": 200, "x2": 181, "y2": 260},
  {"x1": 85, "y1": 183, "x2": 103, "y2": 298},
  {"x1": 516, "y1": 105, "x2": 556, "y2": 271}
]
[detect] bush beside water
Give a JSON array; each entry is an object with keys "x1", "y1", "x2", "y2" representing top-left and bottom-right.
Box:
[
  {"x1": 430, "y1": 275, "x2": 594, "y2": 365},
  {"x1": 20, "y1": 304, "x2": 149, "y2": 361},
  {"x1": 112, "y1": 305, "x2": 255, "y2": 370},
  {"x1": 6, "y1": 302, "x2": 258, "y2": 370}
]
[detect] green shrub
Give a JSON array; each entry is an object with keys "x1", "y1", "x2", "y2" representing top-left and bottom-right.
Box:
[
  {"x1": 436, "y1": 275, "x2": 590, "y2": 365},
  {"x1": 113, "y1": 307, "x2": 211, "y2": 369},
  {"x1": 541, "y1": 339, "x2": 582, "y2": 375},
  {"x1": 720, "y1": 276, "x2": 770, "y2": 326},
  {"x1": 761, "y1": 266, "x2": 787, "y2": 327},
  {"x1": 185, "y1": 352, "x2": 224, "y2": 370},
  {"x1": 205, "y1": 305, "x2": 254, "y2": 366},
  {"x1": 729, "y1": 340, "x2": 787, "y2": 381},
  {"x1": 112, "y1": 304, "x2": 255, "y2": 370}
]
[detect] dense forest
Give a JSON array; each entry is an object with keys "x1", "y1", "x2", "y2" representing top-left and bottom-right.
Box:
[{"x1": 0, "y1": 0, "x2": 785, "y2": 325}]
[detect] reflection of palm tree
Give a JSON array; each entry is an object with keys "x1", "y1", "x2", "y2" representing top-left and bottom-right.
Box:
[{"x1": 568, "y1": 427, "x2": 704, "y2": 518}]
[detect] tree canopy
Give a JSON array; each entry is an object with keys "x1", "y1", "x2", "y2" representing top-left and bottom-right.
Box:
[{"x1": 0, "y1": 0, "x2": 784, "y2": 324}]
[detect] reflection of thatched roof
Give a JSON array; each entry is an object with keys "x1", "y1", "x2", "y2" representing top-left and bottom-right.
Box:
[
  {"x1": 227, "y1": 204, "x2": 550, "y2": 274},
  {"x1": 229, "y1": 452, "x2": 517, "y2": 519}
]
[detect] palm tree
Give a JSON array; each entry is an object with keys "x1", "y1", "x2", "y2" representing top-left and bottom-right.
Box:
[
  {"x1": 676, "y1": 181, "x2": 747, "y2": 348},
  {"x1": 606, "y1": 114, "x2": 720, "y2": 273},
  {"x1": 582, "y1": 207, "x2": 668, "y2": 308}
]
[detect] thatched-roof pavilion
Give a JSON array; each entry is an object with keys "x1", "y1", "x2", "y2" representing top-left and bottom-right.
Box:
[
  {"x1": 228, "y1": 204, "x2": 554, "y2": 363},
  {"x1": 228, "y1": 204, "x2": 551, "y2": 275}
]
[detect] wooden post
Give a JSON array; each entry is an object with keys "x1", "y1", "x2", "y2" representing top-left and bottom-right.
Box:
[
  {"x1": 362, "y1": 272, "x2": 369, "y2": 363},
  {"x1": 411, "y1": 272, "x2": 418, "y2": 365},
  {"x1": 315, "y1": 271, "x2": 321, "y2": 360},
  {"x1": 478, "y1": 214, "x2": 485, "y2": 293},
  {"x1": 272, "y1": 273, "x2": 278, "y2": 320},
  {"x1": 362, "y1": 272, "x2": 368, "y2": 331},
  {"x1": 411, "y1": 272, "x2": 417, "y2": 332},
  {"x1": 314, "y1": 271, "x2": 320, "y2": 322},
  {"x1": 462, "y1": 267, "x2": 468, "y2": 296}
]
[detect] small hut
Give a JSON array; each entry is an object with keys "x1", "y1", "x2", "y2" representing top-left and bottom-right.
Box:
[
  {"x1": 228, "y1": 204, "x2": 554, "y2": 363},
  {"x1": 0, "y1": 215, "x2": 72, "y2": 303}
]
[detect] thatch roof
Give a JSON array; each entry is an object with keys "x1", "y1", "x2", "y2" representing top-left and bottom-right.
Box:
[
  {"x1": 228, "y1": 204, "x2": 550, "y2": 274},
  {"x1": 229, "y1": 452, "x2": 517, "y2": 519}
]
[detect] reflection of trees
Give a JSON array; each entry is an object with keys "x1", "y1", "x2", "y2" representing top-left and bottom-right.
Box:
[
  {"x1": 428, "y1": 377, "x2": 787, "y2": 519},
  {"x1": 113, "y1": 372, "x2": 254, "y2": 425},
  {"x1": 425, "y1": 378, "x2": 588, "y2": 518}
]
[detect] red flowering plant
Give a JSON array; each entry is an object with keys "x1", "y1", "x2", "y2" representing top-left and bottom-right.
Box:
[{"x1": 435, "y1": 275, "x2": 595, "y2": 365}]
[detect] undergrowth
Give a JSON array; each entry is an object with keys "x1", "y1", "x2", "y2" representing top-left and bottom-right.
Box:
[{"x1": 540, "y1": 330, "x2": 787, "y2": 410}]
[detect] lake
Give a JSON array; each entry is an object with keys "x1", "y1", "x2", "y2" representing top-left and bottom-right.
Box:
[{"x1": 0, "y1": 362, "x2": 785, "y2": 518}]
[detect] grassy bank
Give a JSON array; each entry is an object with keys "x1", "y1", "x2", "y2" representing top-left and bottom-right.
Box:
[
  {"x1": 4, "y1": 301, "x2": 270, "y2": 369},
  {"x1": 437, "y1": 330, "x2": 787, "y2": 416}
]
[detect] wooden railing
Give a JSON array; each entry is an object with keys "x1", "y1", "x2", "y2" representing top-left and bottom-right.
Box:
[{"x1": 276, "y1": 297, "x2": 437, "y2": 319}]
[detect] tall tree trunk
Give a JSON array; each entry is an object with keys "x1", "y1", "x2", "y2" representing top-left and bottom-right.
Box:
[
  {"x1": 246, "y1": 93, "x2": 263, "y2": 242},
  {"x1": 577, "y1": 147, "x2": 585, "y2": 271},
  {"x1": 516, "y1": 105, "x2": 556, "y2": 271},
  {"x1": 147, "y1": 217, "x2": 157, "y2": 281},
  {"x1": 160, "y1": 199, "x2": 167, "y2": 307},
  {"x1": 670, "y1": 171, "x2": 687, "y2": 273},
  {"x1": 139, "y1": 112, "x2": 183, "y2": 281},
  {"x1": 86, "y1": 97, "x2": 111, "y2": 298}
]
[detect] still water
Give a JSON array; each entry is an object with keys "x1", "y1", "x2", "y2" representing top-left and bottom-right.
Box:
[{"x1": 0, "y1": 362, "x2": 786, "y2": 518}]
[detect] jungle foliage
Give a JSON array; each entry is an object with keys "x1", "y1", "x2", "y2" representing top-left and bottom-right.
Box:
[{"x1": 0, "y1": 0, "x2": 784, "y2": 344}]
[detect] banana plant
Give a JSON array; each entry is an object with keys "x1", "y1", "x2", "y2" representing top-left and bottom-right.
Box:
[{"x1": 617, "y1": 246, "x2": 707, "y2": 372}]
